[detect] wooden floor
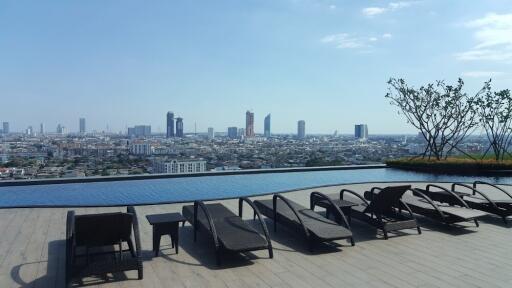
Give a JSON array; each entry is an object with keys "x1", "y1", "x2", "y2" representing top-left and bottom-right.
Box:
[{"x1": 1, "y1": 182, "x2": 511, "y2": 288}]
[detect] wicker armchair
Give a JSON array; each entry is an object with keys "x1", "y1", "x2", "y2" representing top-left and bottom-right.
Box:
[{"x1": 65, "y1": 206, "x2": 143, "y2": 286}]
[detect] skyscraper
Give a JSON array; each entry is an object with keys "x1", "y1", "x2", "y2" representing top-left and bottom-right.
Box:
[
  {"x1": 176, "y1": 117, "x2": 184, "y2": 137},
  {"x1": 264, "y1": 114, "x2": 271, "y2": 138},
  {"x1": 166, "y1": 111, "x2": 175, "y2": 138},
  {"x1": 245, "y1": 111, "x2": 254, "y2": 137},
  {"x1": 355, "y1": 124, "x2": 368, "y2": 140},
  {"x1": 127, "y1": 125, "x2": 151, "y2": 137},
  {"x1": 79, "y1": 118, "x2": 86, "y2": 134},
  {"x1": 40, "y1": 123, "x2": 45, "y2": 135},
  {"x1": 2, "y1": 122, "x2": 9, "y2": 134},
  {"x1": 227, "y1": 127, "x2": 238, "y2": 139},
  {"x1": 297, "y1": 120, "x2": 306, "y2": 139},
  {"x1": 208, "y1": 127, "x2": 214, "y2": 140}
]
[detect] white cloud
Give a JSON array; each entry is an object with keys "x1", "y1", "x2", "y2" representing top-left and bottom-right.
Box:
[
  {"x1": 362, "y1": 7, "x2": 388, "y2": 17},
  {"x1": 461, "y1": 71, "x2": 505, "y2": 78},
  {"x1": 329, "y1": 5, "x2": 336, "y2": 10},
  {"x1": 362, "y1": 1, "x2": 418, "y2": 17},
  {"x1": 456, "y1": 13, "x2": 512, "y2": 61},
  {"x1": 321, "y1": 33, "x2": 393, "y2": 49}
]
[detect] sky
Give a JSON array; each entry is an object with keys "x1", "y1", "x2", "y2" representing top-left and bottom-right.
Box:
[{"x1": 1, "y1": 0, "x2": 511, "y2": 134}]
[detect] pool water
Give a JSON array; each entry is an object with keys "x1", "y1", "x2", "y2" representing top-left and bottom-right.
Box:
[{"x1": 0, "y1": 168, "x2": 511, "y2": 207}]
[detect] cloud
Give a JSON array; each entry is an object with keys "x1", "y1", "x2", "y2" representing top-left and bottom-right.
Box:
[
  {"x1": 461, "y1": 71, "x2": 505, "y2": 78},
  {"x1": 362, "y1": 7, "x2": 388, "y2": 17},
  {"x1": 321, "y1": 33, "x2": 393, "y2": 49},
  {"x1": 455, "y1": 13, "x2": 512, "y2": 61},
  {"x1": 329, "y1": 5, "x2": 336, "y2": 10},
  {"x1": 362, "y1": 1, "x2": 418, "y2": 17}
]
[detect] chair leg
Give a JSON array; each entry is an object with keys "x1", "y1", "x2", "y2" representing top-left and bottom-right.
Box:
[
  {"x1": 383, "y1": 230, "x2": 389, "y2": 240},
  {"x1": 417, "y1": 226, "x2": 422, "y2": 235},
  {"x1": 474, "y1": 219, "x2": 479, "y2": 227},
  {"x1": 138, "y1": 266, "x2": 143, "y2": 280},
  {"x1": 350, "y1": 237, "x2": 355, "y2": 246},
  {"x1": 268, "y1": 246, "x2": 273, "y2": 259},
  {"x1": 503, "y1": 217, "x2": 508, "y2": 225}
]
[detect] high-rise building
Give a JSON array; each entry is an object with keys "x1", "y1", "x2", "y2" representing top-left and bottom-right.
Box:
[
  {"x1": 245, "y1": 111, "x2": 254, "y2": 137},
  {"x1": 208, "y1": 127, "x2": 214, "y2": 140},
  {"x1": 264, "y1": 114, "x2": 271, "y2": 138},
  {"x1": 297, "y1": 120, "x2": 306, "y2": 139},
  {"x1": 56, "y1": 124, "x2": 66, "y2": 135},
  {"x1": 79, "y1": 118, "x2": 86, "y2": 134},
  {"x1": 227, "y1": 127, "x2": 238, "y2": 139},
  {"x1": 176, "y1": 117, "x2": 184, "y2": 137},
  {"x1": 355, "y1": 124, "x2": 368, "y2": 140},
  {"x1": 2, "y1": 122, "x2": 9, "y2": 134},
  {"x1": 128, "y1": 125, "x2": 151, "y2": 137},
  {"x1": 40, "y1": 123, "x2": 45, "y2": 135},
  {"x1": 166, "y1": 111, "x2": 175, "y2": 138},
  {"x1": 26, "y1": 126, "x2": 33, "y2": 136}
]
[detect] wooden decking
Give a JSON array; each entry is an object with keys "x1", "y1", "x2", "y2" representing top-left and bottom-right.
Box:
[{"x1": 1, "y1": 182, "x2": 511, "y2": 288}]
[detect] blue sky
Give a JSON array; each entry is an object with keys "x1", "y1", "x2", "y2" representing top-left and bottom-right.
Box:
[{"x1": 1, "y1": 0, "x2": 511, "y2": 134}]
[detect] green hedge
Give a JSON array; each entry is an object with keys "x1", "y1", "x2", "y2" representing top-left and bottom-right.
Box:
[{"x1": 386, "y1": 158, "x2": 512, "y2": 174}]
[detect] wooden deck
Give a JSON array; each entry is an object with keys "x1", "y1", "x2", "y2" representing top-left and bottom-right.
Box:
[{"x1": 1, "y1": 182, "x2": 511, "y2": 288}]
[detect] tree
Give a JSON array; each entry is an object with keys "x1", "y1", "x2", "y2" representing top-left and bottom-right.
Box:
[
  {"x1": 476, "y1": 82, "x2": 512, "y2": 161},
  {"x1": 386, "y1": 78, "x2": 482, "y2": 160}
]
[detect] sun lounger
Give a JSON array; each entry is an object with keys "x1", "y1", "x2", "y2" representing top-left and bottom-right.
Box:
[
  {"x1": 254, "y1": 193, "x2": 354, "y2": 252},
  {"x1": 404, "y1": 185, "x2": 487, "y2": 226},
  {"x1": 182, "y1": 197, "x2": 272, "y2": 265},
  {"x1": 341, "y1": 185, "x2": 421, "y2": 239}
]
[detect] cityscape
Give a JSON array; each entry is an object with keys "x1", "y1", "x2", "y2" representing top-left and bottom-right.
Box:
[{"x1": 0, "y1": 111, "x2": 487, "y2": 181}]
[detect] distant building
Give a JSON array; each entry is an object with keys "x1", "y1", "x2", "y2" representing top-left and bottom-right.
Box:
[
  {"x1": 79, "y1": 118, "x2": 86, "y2": 134},
  {"x1": 176, "y1": 117, "x2": 184, "y2": 137},
  {"x1": 208, "y1": 127, "x2": 214, "y2": 140},
  {"x1": 227, "y1": 127, "x2": 238, "y2": 139},
  {"x1": 238, "y1": 128, "x2": 245, "y2": 139},
  {"x1": 153, "y1": 159, "x2": 207, "y2": 174},
  {"x1": 2, "y1": 122, "x2": 9, "y2": 134},
  {"x1": 246, "y1": 111, "x2": 254, "y2": 137},
  {"x1": 128, "y1": 125, "x2": 151, "y2": 137},
  {"x1": 130, "y1": 142, "x2": 153, "y2": 155},
  {"x1": 264, "y1": 114, "x2": 271, "y2": 138},
  {"x1": 297, "y1": 120, "x2": 306, "y2": 139},
  {"x1": 40, "y1": 123, "x2": 45, "y2": 135},
  {"x1": 56, "y1": 124, "x2": 66, "y2": 135},
  {"x1": 355, "y1": 124, "x2": 368, "y2": 140},
  {"x1": 166, "y1": 111, "x2": 175, "y2": 138},
  {"x1": 26, "y1": 126, "x2": 33, "y2": 136}
]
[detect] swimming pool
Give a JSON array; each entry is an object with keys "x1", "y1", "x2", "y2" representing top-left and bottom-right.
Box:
[{"x1": 1, "y1": 168, "x2": 511, "y2": 208}]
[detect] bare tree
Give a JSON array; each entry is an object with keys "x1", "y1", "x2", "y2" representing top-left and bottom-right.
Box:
[
  {"x1": 476, "y1": 82, "x2": 512, "y2": 161},
  {"x1": 386, "y1": 78, "x2": 481, "y2": 160}
]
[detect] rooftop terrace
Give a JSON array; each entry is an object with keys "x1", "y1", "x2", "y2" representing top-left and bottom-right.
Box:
[{"x1": 1, "y1": 181, "x2": 511, "y2": 288}]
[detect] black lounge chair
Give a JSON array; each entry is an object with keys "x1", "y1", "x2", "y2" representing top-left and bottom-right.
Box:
[
  {"x1": 65, "y1": 206, "x2": 143, "y2": 286},
  {"x1": 422, "y1": 182, "x2": 512, "y2": 224},
  {"x1": 341, "y1": 185, "x2": 421, "y2": 239},
  {"x1": 254, "y1": 193, "x2": 354, "y2": 252},
  {"x1": 182, "y1": 197, "x2": 273, "y2": 265},
  {"x1": 404, "y1": 185, "x2": 487, "y2": 226}
]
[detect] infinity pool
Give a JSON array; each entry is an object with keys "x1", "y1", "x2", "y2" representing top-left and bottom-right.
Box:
[{"x1": 1, "y1": 168, "x2": 511, "y2": 208}]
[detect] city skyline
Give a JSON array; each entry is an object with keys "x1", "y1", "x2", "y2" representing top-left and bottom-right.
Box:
[{"x1": 1, "y1": 1, "x2": 511, "y2": 133}]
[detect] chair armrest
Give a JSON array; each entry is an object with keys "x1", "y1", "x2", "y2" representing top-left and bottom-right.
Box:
[
  {"x1": 194, "y1": 201, "x2": 220, "y2": 250},
  {"x1": 452, "y1": 183, "x2": 499, "y2": 209},
  {"x1": 239, "y1": 197, "x2": 272, "y2": 251},
  {"x1": 273, "y1": 194, "x2": 310, "y2": 238},
  {"x1": 127, "y1": 206, "x2": 142, "y2": 258},
  {"x1": 473, "y1": 181, "x2": 512, "y2": 200},
  {"x1": 310, "y1": 192, "x2": 351, "y2": 230},
  {"x1": 411, "y1": 189, "x2": 446, "y2": 218},
  {"x1": 425, "y1": 184, "x2": 469, "y2": 208},
  {"x1": 340, "y1": 189, "x2": 370, "y2": 206}
]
